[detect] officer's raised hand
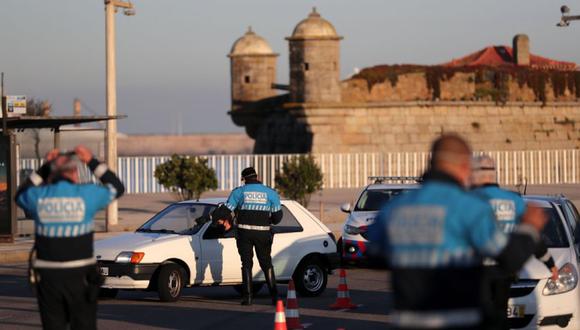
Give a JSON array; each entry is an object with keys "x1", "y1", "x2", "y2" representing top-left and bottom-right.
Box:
[
  {"x1": 45, "y1": 149, "x2": 60, "y2": 162},
  {"x1": 74, "y1": 145, "x2": 93, "y2": 164}
]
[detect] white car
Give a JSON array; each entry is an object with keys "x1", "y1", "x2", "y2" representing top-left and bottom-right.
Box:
[
  {"x1": 508, "y1": 196, "x2": 580, "y2": 329},
  {"x1": 95, "y1": 198, "x2": 339, "y2": 302},
  {"x1": 339, "y1": 177, "x2": 419, "y2": 263}
]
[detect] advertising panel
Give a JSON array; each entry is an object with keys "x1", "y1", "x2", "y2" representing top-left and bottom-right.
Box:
[{"x1": 0, "y1": 95, "x2": 27, "y2": 117}]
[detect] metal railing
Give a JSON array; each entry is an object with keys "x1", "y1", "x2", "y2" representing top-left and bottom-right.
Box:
[{"x1": 18, "y1": 150, "x2": 580, "y2": 194}]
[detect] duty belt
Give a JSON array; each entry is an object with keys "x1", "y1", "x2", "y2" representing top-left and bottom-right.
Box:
[{"x1": 238, "y1": 224, "x2": 271, "y2": 231}]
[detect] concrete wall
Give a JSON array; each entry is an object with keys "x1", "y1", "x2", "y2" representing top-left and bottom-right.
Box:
[
  {"x1": 251, "y1": 102, "x2": 580, "y2": 153},
  {"x1": 118, "y1": 133, "x2": 254, "y2": 156}
]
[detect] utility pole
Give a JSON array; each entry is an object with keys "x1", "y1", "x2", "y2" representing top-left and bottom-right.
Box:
[{"x1": 105, "y1": 0, "x2": 135, "y2": 229}]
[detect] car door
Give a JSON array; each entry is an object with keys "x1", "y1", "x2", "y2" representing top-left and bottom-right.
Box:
[
  {"x1": 199, "y1": 224, "x2": 241, "y2": 283},
  {"x1": 267, "y1": 204, "x2": 306, "y2": 281}
]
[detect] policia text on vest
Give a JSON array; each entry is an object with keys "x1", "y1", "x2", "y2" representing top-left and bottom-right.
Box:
[{"x1": 15, "y1": 146, "x2": 125, "y2": 330}]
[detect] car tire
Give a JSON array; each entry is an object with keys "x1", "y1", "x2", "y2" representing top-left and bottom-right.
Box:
[
  {"x1": 157, "y1": 263, "x2": 184, "y2": 302},
  {"x1": 98, "y1": 288, "x2": 118, "y2": 299},
  {"x1": 293, "y1": 256, "x2": 328, "y2": 297},
  {"x1": 232, "y1": 283, "x2": 264, "y2": 296}
]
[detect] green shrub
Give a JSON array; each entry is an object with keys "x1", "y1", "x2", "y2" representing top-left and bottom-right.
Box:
[
  {"x1": 154, "y1": 155, "x2": 217, "y2": 201},
  {"x1": 275, "y1": 155, "x2": 323, "y2": 207}
]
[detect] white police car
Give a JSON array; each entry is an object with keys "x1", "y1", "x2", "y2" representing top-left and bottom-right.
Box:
[
  {"x1": 338, "y1": 177, "x2": 419, "y2": 263},
  {"x1": 95, "y1": 198, "x2": 339, "y2": 301},
  {"x1": 508, "y1": 196, "x2": 580, "y2": 329}
]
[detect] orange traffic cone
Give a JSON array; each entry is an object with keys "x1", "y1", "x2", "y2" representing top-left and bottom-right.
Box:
[
  {"x1": 285, "y1": 280, "x2": 303, "y2": 330},
  {"x1": 330, "y1": 269, "x2": 357, "y2": 310},
  {"x1": 274, "y1": 299, "x2": 288, "y2": 330}
]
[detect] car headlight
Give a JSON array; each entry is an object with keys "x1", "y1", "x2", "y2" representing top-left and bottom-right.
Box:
[
  {"x1": 115, "y1": 251, "x2": 145, "y2": 264},
  {"x1": 344, "y1": 225, "x2": 368, "y2": 235},
  {"x1": 543, "y1": 263, "x2": 578, "y2": 296},
  {"x1": 344, "y1": 225, "x2": 360, "y2": 235}
]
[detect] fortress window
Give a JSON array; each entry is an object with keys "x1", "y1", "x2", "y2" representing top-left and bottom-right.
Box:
[
  {"x1": 244, "y1": 76, "x2": 251, "y2": 83},
  {"x1": 303, "y1": 62, "x2": 310, "y2": 71}
]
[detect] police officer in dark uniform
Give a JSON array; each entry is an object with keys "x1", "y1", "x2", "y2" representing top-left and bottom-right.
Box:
[
  {"x1": 367, "y1": 134, "x2": 547, "y2": 330},
  {"x1": 212, "y1": 167, "x2": 282, "y2": 306},
  {"x1": 471, "y1": 154, "x2": 558, "y2": 330},
  {"x1": 16, "y1": 146, "x2": 124, "y2": 330}
]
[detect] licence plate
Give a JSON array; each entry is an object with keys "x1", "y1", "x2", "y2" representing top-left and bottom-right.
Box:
[
  {"x1": 99, "y1": 267, "x2": 109, "y2": 276},
  {"x1": 507, "y1": 304, "x2": 526, "y2": 318}
]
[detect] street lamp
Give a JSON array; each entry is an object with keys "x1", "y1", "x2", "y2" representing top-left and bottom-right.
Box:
[
  {"x1": 105, "y1": 0, "x2": 134, "y2": 230},
  {"x1": 557, "y1": 5, "x2": 580, "y2": 26}
]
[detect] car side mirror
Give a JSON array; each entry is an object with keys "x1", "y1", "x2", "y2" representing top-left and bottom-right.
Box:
[{"x1": 340, "y1": 203, "x2": 351, "y2": 213}]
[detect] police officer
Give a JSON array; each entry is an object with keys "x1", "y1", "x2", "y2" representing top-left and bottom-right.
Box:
[
  {"x1": 16, "y1": 146, "x2": 124, "y2": 330},
  {"x1": 367, "y1": 134, "x2": 547, "y2": 330},
  {"x1": 212, "y1": 167, "x2": 282, "y2": 306},
  {"x1": 471, "y1": 154, "x2": 558, "y2": 330}
]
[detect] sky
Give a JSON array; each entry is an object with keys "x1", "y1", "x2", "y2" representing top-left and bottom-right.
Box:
[{"x1": 0, "y1": 0, "x2": 578, "y2": 135}]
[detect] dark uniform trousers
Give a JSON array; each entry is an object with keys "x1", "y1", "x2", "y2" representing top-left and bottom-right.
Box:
[
  {"x1": 36, "y1": 266, "x2": 101, "y2": 330},
  {"x1": 482, "y1": 266, "x2": 513, "y2": 330},
  {"x1": 236, "y1": 228, "x2": 273, "y2": 271}
]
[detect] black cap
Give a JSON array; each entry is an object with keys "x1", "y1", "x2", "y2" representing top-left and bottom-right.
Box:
[{"x1": 241, "y1": 167, "x2": 257, "y2": 179}]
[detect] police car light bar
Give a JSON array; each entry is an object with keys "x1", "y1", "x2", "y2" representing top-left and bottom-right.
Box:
[{"x1": 368, "y1": 176, "x2": 422, "y2": 184}]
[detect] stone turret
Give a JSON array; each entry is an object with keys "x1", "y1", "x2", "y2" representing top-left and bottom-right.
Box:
[
  {"x1": 513, "y1": 34, "x2": 530, "y2": 66},
  {"x1": 286, "y1": 8, "x2": 342, "y2": 103},
  {"x1": 229, "y1": 27, "x2": 278, "y2": 110}
]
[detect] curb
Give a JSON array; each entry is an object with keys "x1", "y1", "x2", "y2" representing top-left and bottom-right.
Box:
[
  {"x1": 0, "y1": 249, "x2": 31, "y2": 264},
  {"x1": 0, "y1": 232, "x2": 128, "y2": 265}
]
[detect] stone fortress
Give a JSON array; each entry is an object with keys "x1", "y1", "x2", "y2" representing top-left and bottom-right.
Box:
[{"x1": 228, "y1": 8, "x2": 580, "y2": 153}]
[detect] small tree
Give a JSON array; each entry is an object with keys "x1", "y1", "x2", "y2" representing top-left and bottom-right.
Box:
[
  {"x1": 275, "y1": 155, "x2": 323, "y2": 207},
  {"x1": 26, "y1": 98, "x2": 52, "y2": 164},
  {"x1": 154, "y1": 155, "x2": 218, "y2": 201}
]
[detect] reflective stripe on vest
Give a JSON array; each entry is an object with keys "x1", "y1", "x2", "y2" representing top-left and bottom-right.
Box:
[
  {"x1": 238, "y1": 224, "x2": 270, "y2": 231},
  {"x1": 34, "y1": 257, "x2": 96, "y2": 269}
]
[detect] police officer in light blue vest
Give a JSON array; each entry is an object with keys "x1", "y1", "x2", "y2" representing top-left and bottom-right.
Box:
[
  {"x1": 471, "y1": 154, "x2": 557, "y2": 330},
  {"x1": 16, "y1": 146, "x2": 124, "y2": 330},
  {"x1": 367, "y1": 134, "x2": 547, "y2": 330},
  {"x1": 212, "y1": 167, "x2": 283, "y2": 306}
]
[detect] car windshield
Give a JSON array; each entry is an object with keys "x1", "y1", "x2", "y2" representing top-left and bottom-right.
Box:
[
  {"x1": 354, "y1": 188, "x2": 410, "y2": 211},
  {"x1": 137, "y1": 203, "x2": 216, "y2": 235},
  {"x1": 540, "y1": 206, "x2": 570, "y2": 248}
]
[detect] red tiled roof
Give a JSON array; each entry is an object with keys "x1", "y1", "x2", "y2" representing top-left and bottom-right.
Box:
[{"x1": 444, "y1": 46, "x2": 577, "y2": 71}]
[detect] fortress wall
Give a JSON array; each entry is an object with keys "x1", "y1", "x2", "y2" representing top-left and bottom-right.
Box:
[
  {"x1": 295, "y1": 103, "x2": 580, "y2": 153},
  {"x1": 340, "y1": 73, "x2": 578, "y2": 103}
]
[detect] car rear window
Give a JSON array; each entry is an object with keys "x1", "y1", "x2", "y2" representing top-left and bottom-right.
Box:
[
  {"x1": 541, "y1": 206, "x2": 570, "y2": 248},
  {"x1": 354, "y1": 189, "x2": 409, "y2": 211},
  {"x1": 272, "y1": 206, "x2": 303, "y2": 234}
]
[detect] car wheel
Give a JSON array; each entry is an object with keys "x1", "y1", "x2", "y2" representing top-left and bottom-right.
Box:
[
  {"x1": 293, "y1": 256, "x2": 327, "y2": 297},
  {"x1": 233, "y1": 283, "x2": 264, "y2": 296},
  {"x1": 157, "y1": 263, "x2": 184, "y2": 302},
  {"x1": 98, "y1": 288, "x2": 118, "y2": 299}
]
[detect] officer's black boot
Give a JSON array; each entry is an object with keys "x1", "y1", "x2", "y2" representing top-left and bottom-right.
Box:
[
  {"x1": 241, "y1": 267, "x2": 253, "y2": 306},
  {"x1": 264, "y1": 267, "x2": 278, "y2": 306}
]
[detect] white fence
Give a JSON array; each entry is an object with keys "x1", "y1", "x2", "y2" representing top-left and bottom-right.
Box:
[{"x1": 18, "y1": 150, "x2": 580, "y2": 194}]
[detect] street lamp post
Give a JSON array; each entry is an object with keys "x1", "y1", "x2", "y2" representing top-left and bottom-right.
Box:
[
  {"x1": 105, "y1": 0, "x2": 134, "y2": 230},
  {"x1": 557, "y1": 5, "x2": 580, "y2": 26}
]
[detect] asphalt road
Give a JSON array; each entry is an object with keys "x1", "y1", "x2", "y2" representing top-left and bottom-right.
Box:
[{"x1": 0, "y1": 264, "x2": 392, "y2": 330}]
